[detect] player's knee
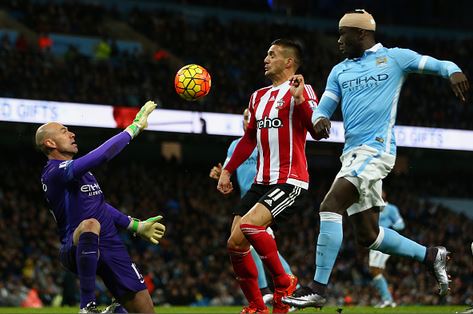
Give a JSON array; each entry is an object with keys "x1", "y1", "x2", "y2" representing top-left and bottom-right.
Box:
[
  {"x1": 80, "y1": 218, "x2": 101, "y2": 234},
  {"x1": 227, "y1": 235, "x2": 248, "y2": 251},
  {"x1": 356, "y1": 231, "x2": 378, "y2": 248},
  {"x1": 369, "y1": 267, "x2": 383, "y2": 277},
  {"x1": 239, "y1": 216, "x2": 251, "y2": 225},
  {"x1": 227, "y1": 237, "x2": 240, "y2": 251},
  {"x1": 320, "y1": 197, "x2": 343, "y2": 214}
]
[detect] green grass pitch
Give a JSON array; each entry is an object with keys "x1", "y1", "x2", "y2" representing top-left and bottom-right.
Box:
[{"x1": 0, "y1": 306, "x2": 468, "y2": 313}]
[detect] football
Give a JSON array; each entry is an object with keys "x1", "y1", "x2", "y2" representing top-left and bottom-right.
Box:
[{"x1": 174, "y1": 64, "x2": 211, "y2": 101}]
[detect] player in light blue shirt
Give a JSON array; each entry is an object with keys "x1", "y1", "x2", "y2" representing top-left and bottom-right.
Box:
[
  {"x1": 283, "y1": 9, "x2": 469, "y2": 309},
  {"x1": 369, "y1": 190, "x2": 405, "y2": 308},
  {"x1": 209, "y1": 109, "x2": 295, "y2": 306}
]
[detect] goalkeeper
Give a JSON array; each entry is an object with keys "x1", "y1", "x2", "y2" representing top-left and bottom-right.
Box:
[{"x1": 36, "y1": 101, "x2": 164, "y2": 314}]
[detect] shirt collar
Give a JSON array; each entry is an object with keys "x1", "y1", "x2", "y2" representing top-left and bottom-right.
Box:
[
  {"x1": 366, "y1": 43, "x2": 383, "y2": 54},
  {"x1": 346, "y1": 43, "x2": 383, "y2": 62}
]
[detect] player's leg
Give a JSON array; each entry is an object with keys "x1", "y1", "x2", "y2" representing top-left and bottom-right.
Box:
[
  {"x1": 97, "y1": 247, "x2": 154, "y2": 313},
  {"x1": 228, "y1": 215, "x2": 267, "y2": 313},
  {"x1": 349, "y1": 179, "x2": 450, "y2": 295},
  {"x1": 73, "y1": 218, "x2": 101, "y2": 310},
  {"x1": 240, "y1": 184, "x2": 304, "y2": 313},
  {"x1": 118, "y1": 290, "x2": 153, "y2": 313},
  {"x1": 240, "y1": 203, "x2": 290, "y2": 288},
  {"x1": 315, "y1": 178, "x2": 357, "y2": 289},
  {"x1": 284, "y1": 147, "x2": 390, "y2": 309},
  {"x1": 253, "y1": 226, "x2": 296, "y2": 306},
  {"x1": 247, "y1": 248, "x2": 272, "y2": 296},
  {"x1": 229, "y1": 185, "x2": 278, "y2": 313},
  {"x1": 265, "y1": 226, "x2": 295, "y2": 278},
  {"x1": 369, "y1": 250, "x2": 395, "y2": 308},
  {"x1": 283, "y1": 178, "x2": 356, "y2": 309}
]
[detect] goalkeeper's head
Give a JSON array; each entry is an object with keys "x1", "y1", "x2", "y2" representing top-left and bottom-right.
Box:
[{"x1": 35, "y1": 122, "x2": 78, "y2": 159}]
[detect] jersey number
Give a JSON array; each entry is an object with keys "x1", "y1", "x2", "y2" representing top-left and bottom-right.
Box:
[{"x1": 346, "y1": 153, "x2": 357, "y2": 167}]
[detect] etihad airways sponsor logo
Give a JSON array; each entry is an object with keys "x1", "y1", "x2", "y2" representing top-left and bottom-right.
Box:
[
  {"x1": 341, "y1": 73, "x2": 389, "y2": 91},
  {"x1": 81, "y1": 183, "x2": 103, "y2": 196}
]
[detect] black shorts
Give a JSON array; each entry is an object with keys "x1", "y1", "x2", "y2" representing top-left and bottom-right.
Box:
[{"x1": 233, "y1": 183, "x2": 308, "y2": 224}]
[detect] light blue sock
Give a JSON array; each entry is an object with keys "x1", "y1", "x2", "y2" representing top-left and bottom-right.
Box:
[
  {"x1": 373, "y1": 274, "x2": 392, "y2": 301},
  {"x1": 370, "y1": 227, "x2": 426, "y2": 262},
  {"x1": 314, "y1": 212, "x2": 343, "y2": 284},
  {"x1": 251, "y1": 247, "x2": 268, "y2": 289}
]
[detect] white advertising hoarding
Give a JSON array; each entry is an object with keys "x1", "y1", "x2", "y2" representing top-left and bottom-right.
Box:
[
  {"x1": 1, "y1": 97, "x2": 472, "y2": 152},
  {"x1": 0, "y1": 97, "x2": 116, "y2": 127}
]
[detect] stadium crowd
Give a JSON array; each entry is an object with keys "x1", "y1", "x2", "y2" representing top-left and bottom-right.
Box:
[
  {"x1": 0, "y1": 152, "x2": 471, "y2": 307},
  {"x1": 0, "y1": 1, "x2": 472, "y2": 129}
]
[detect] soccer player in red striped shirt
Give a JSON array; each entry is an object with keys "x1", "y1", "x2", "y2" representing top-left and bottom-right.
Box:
[{"x1": 217, "y1": 38, "x2": 320, "y2": 314}]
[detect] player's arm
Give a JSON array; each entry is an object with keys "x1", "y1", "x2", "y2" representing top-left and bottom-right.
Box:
[
  {"x1": 218, "y1": 104, "x2": 257, "y2": 194},
  {"x1": 392, "y1": 48, "x2": 469, "y2": 102},
  {"x1": 218, "y1": 130, "x2": 256, "y2": 194},
  {"x1": 105, "y1": 203, "x2": 132, "y2": 229},
  {"x1": 297, "y1": 85, "x2": 322, "y2": 140},
  {"x1": 70, "y1": 101, "x2": 157, "y2": 179},
  {"x1": 223, "y1": 125, "x2": 257, "y2": 174},
  {"x1": 288, "y1": 75, "x2": 321, "y2": 139},
  {"x1": 390, "y1": 204, "x2": 405, "y2": 231},
  {"x1": 311, "y1": 67, "x2": 341, "y2": 139}
]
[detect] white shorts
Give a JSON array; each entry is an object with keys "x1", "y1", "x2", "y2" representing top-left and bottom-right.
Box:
[
  {"x1": 369, "y1": 249, "x2": 391, "y2": 269},
  {"x1": 335, "y1": 145, "x2": 396, "y2": 216}
]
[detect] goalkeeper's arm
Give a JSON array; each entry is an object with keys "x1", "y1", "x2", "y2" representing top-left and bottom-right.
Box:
[{"x1": 70, "y1": 101, "x2": 157, "y2": 178}]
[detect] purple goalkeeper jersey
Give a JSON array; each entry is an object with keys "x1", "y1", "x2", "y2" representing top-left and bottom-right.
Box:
[{"x1": 41, "y1": 131, "x2": 132, "y2": 248}]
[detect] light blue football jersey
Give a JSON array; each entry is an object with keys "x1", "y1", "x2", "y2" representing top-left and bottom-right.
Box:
[
  {"x1": 225, "y1": 138, "x2": 258, "y2": 198},
  {"x1": 380, "y1": 203, "x2": 404, "y2": 231},
  {"x1": 313, "y1": 43, "x2": 461, "y2": 155}
]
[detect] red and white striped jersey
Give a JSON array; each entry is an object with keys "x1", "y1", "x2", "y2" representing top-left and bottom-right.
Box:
[{"x1": 245, "y1": 80, "x2": 318, "y2": 189}]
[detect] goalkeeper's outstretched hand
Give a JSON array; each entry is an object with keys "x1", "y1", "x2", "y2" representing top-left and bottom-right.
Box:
[
  {"x1": 128, "y1": 215, "x2": 166, "y2": 245},
  {"x1": 125, "y1": 100, "x2": 158, "y2": 139}
]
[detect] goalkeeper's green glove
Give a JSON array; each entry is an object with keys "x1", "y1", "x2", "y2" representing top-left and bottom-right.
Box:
[
  {"x1": 128, "y1": 215, "x2": 166, "y2": 245},
  {"x1": 125, "y1": 100, "x2": 157, "y2": 139}
]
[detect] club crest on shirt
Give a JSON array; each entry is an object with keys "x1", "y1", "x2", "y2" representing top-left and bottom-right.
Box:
[
  {"x1": 59, "y1": 160, "x2": 72, "y2": 169},
  {"x1": 376, "y1": 57, "x2": 388, "y2": 66},
  {"x1": 275, "y1": 99, "x2": 285, "y2": 110}
]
